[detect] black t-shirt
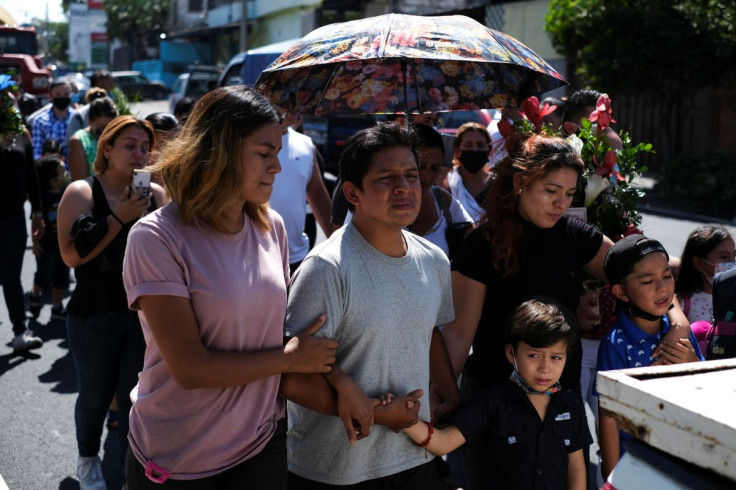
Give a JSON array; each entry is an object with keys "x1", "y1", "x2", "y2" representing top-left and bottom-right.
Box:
[
  {"x1": 451, "y1": 380, "x2": 592, "y2": 490},
  {"x1": 0, "y1": 134, "x2": 41, "y2": 217},
  {"x1": 452, "y1": 216, "x2": 602, "y2": 390},
  {"x1": 68, "y1": 176, "x2": 156, "y2": 316}
]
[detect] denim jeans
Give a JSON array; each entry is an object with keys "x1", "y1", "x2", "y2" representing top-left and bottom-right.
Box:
[
  {"x1": 67, "y1": 311, "x2": 146, "y2": 458},
  {"x1": 0, "y1": 210, "x2": 28, "y2": 335}
]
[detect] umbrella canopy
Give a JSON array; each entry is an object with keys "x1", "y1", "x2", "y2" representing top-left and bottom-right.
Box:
[{"x1": 255, "y1": 13, "x2": 567, "y2": 116}]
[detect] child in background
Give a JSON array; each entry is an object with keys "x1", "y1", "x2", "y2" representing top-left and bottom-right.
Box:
[
  {"x1": 28, "y1": 155, "x2": 70, "y2": 320},
  {"x1": 597, "y1": 234, "x2": 704, "y2": 479},
  {"x1": 398, "y1": 297, "x2": 590, "y2": 490},
  {"x1": 675, "y1": 225, "x2": 736, "y2": 350},
  {"x1": 42, "y1": 139, "x2": 62, "y2": 158}
]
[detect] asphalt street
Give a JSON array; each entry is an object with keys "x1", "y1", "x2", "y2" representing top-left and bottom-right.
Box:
[{"x1": 2, "y1": 99, "x2": 734, "y2": 488}]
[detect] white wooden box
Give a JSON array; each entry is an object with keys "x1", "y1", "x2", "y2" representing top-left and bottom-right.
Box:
[{"x1": 597, "y1": 359, "x2": 736, "y2": 481}]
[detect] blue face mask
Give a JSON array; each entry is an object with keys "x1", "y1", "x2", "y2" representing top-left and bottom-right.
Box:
[
  {"x1": 509, "y1": 348, "x2": 562, "y2": 396},
  {"x1": 71, "y1": 93, "x2": 80, "y2": 104}
]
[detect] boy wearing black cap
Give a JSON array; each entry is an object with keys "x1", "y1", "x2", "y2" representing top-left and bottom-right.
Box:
[{"x1": 596, "y1": 234, "x2": 704, "y2": 478}]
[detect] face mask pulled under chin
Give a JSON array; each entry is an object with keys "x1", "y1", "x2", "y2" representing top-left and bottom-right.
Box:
[
  {"x1": 458, "y1": 150, "x2": 488, "y2": 173},
  {"x1": 52, "y1": 97, "x2": 72, "y2": 111}
]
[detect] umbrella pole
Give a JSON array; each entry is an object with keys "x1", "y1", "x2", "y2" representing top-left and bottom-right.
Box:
[{"x1": 402, "y1": 59, "x2": 409, "y2": 130}]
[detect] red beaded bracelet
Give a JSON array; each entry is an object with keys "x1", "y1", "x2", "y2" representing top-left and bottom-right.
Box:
[{"x1": 413, "y1": 421, "x2": 434, "y2": 458}]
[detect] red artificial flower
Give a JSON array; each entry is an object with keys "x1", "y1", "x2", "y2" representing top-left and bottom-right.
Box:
[
  {"x1": 594, "y1": 150, "x2": 624, "y2": 181},
  {"x1": 588, "y1": 94, "x2": 616, "y2": 129},
  {"x1": 498, "y1": 117, "x2": 514, "y2": 139},
  {"x1": 521, "y1": 96, "x2": 557, "y2": 133},
  {"x1": 623, "y1": 224, "x2": 642, "y2": 237}
]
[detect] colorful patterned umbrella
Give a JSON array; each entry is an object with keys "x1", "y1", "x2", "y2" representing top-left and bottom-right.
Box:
[{"x1": 254, "y1": 13, "x2": 567, "y2": 116}]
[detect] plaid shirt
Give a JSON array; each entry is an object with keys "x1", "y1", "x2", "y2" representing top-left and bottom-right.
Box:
[{"x1": 32, "y1": 107, "x2": 75, "y2": 160}]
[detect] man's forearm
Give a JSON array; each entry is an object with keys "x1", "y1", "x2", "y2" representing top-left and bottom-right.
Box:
[{"x1": 279, "y1": 372, "x2": 339, "y2": 416}]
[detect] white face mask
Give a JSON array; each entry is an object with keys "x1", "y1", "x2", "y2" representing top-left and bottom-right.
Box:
[{"x1": 702, "y1": 260, "x2": 736, "y2": 284}]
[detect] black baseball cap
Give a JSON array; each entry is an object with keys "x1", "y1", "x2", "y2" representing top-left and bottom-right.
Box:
[{"x1": 603, "y1": 234, "x2": 669, "y2": 285}]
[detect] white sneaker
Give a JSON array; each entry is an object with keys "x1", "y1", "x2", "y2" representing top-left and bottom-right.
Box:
[
  {"x1": 12, "y1": 329, "x2": 42, "y2": 352},
  {"x1": 77, "y1": 455, "x2": 107, "y2": 490}
]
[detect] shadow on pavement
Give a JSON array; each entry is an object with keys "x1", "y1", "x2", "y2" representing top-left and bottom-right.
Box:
[
  {"x1": 0, "y1": 347, "x2": 41, "y2": 378},
  {"x1": 58, "y1": 475, "x2": 79, "y2": 489},
  {"x1": 38, "y1": 347, "x2": 77, "y2": 394},
  {"x1": 102, "y1": 426, "x2": 125, "y2": 489},
  {"x1": 56, "y1": 426, "x2": 125, "y2": 489}
]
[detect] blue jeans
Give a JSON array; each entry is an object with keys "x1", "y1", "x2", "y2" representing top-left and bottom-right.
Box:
[
  {"x1": 67, "y1": 311, "x2": 146, "y2": 458},
  {"x1": 0, "y1": 210, "x2": 28, "y2": 335}
]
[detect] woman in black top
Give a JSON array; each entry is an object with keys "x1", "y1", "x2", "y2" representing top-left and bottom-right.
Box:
[
  {"x1": 441, "y1": 133, "x2": 689, "y2": 488},
  {"x1": 57, "y1": 116, "x2": 164, "y2": 490}
]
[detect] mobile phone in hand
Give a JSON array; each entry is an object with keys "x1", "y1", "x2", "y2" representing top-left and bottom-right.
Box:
[{"x1": 132, "y1": 169, "x2": 151, "y2": 198}]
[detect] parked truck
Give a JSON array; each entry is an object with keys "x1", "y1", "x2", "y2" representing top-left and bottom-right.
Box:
[
  {"x1": 597, "y1": 359, "x2": 736, "y2": 488},
  {"x1": 0, "y1": 25, "x2": 51, "y2": 100}
]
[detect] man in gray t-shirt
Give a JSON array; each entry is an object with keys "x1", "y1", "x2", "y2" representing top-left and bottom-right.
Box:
[{"x1": 283, "y1": 123, "x2": 459, "y2": 488}]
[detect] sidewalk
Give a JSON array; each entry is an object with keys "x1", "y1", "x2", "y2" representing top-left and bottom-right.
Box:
[{"x1": 633, "y1": 176, "x2": 735, "y2": 225}]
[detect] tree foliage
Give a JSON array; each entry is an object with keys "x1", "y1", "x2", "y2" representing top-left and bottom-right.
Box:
[
  {"x1": 47, "y1": 21, "x2": 69, "y2": 63},
  {"x1": 104, "y1": 0, "x2": 168, "y2": 60},
  {"x1": 545, "y1": 0, "x2": 736, "y2": 101}
]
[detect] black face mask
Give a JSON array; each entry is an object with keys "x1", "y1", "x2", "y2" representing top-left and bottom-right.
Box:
[
  {"x1": 93, "y1": 126, "x2": 105, "y2": 138},
  {"x1": 458, "y1": 150, "x2": 488, "y2": 173},
  {"x1": 624, "y1": 296, "x2": 675, "y2": 322},
  {"x1": 52, "y1": 97, "x2": 72, "y2": 111}
]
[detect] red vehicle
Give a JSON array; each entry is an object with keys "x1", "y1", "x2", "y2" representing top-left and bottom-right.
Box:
[{"x1": 0, "y1": 25, "x2": 51, "y2": 97}]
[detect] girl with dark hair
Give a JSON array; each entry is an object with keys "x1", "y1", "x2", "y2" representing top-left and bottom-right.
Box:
[
  {"x1": 68, "y1": 96, "x2": 119, "y2": 180},
  {"x1": 27, "y1": 156, "x2": 70, "y2": 320},
  {"x1": 122, "y1": 86, "x2": 336, "y2": 488},
  {"x1": 676, "y1": 225, "x2": 735, "y2": 344}
]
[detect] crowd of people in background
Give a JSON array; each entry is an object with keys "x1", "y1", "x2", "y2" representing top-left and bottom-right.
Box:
[{"x1": 1, "y1": 69, "x2": 730, "y2": 490}]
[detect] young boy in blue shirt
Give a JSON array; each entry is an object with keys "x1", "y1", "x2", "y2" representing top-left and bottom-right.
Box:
[
  {"x1": 397, "y1": 297, "x2": 591, "y2": 490},
  {"x1": 597, "y1": 234, "x2": 704, "y2": 479}
]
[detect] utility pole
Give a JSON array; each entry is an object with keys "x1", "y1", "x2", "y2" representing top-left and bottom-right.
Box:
[
  {"x1": 239, "y1": 0, "x2": 248, "y2": 53},
  {"x1": 43, "y1": 2, "x2": 50, "y2": 56}
]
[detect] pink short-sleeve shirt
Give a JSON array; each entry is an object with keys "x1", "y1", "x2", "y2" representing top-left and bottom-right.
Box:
[{"x1": 123, "y1": 203, "x2": 289, "y2": 480}]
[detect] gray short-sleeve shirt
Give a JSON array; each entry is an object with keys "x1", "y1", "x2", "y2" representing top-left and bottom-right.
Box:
[{"x1": 285, "y1": 222, "x2": 454, "y2": 485}]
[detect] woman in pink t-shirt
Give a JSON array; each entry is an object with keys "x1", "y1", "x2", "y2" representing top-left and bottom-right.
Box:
[{"x1": 123, "y1": 87, "x2": 337, "y2": 489}]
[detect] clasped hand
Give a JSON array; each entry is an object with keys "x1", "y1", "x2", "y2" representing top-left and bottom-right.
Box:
[
  {"x1": 283, "y1": 314, "x2": 338, "y2": 374},
  {"x1": 651, "y1": 324, "x2": 699, "y2": 364}
]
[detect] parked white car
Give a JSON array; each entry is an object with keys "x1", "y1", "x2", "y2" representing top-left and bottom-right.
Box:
[{"x1": 169, "y1": 67, "x2": 220, "y2": 113}]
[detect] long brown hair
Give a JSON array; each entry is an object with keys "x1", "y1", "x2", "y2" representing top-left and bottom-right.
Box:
[
  {"x1": 482, "y1": 133, "x2": 583, "y2": 277},
  {"x1": 151, "y1": 86, "x2": 280, "y2": 232}
]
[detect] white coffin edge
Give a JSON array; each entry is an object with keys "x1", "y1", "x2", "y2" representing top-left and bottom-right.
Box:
[{"x1": 597, "y1": 359, "x2": 736, "y2": 481}]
